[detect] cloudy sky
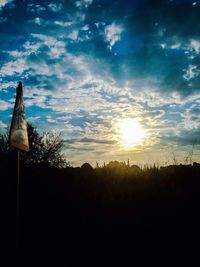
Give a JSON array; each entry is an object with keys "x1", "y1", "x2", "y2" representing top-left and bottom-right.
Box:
[{"x1": 0, "y1": 0, "x2": 200, "y2": 166}]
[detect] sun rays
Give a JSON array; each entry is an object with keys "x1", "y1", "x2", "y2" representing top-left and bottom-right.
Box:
[{"x1": 117, "y1": 118, "x2": 146, "y2": 148}]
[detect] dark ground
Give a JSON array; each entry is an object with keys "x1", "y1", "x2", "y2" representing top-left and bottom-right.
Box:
[{"x1": 1, "y1": 155, "x2": 200, "y2": 266}]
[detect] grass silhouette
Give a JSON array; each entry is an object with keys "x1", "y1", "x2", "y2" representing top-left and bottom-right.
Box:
[{"x1": 1, "y1": 152, "x2": 200, "y2": 265}]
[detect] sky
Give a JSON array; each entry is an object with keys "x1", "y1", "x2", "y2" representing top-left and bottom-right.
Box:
[{"x1": 0, "y1": 0, "x2": 200, "y2": 166}]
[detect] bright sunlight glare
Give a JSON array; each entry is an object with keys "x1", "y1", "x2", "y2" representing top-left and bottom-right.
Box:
[{"x1": 118, "y1": 118, "x2": 145, "y2": 148}]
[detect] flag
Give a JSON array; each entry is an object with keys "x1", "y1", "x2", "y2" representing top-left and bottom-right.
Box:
[{"x1": 9, "y1": 81, "x2": 29, "y2": 152}]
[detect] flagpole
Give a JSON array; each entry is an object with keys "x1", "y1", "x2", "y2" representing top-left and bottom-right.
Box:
[
  {"x1": 16, "y1": 149, "x2": 20, "y2": 264},
  {"x1": 17, "y1": 149, "x2": 20, "y2": 229},
  {"x1": 17, "y1": 150, "x2": 20, "y2": 211},
  {"x1": 9, "y1": 81, "x2": 29, "y2": 264}
]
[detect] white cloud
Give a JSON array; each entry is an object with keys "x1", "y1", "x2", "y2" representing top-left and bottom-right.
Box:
[
  {"x1": 160, "y1": 43, "x2": 166, "y2": 49},
  {"x1": 48, "y1": 3, "x2": 63, "y2": 12},
  {"x1": 0, "y1": 120, "x2": 7, "y2": 129},
  {"x1": 0, "y1": 81, "x2": 16, "y2": 91},
  {"x1": 27, "y1": 116, "x2": 41, "y2": 122},
  {"x1": 182, "y1": 104, "x2": 200, "y2": 129},
  {"x1": 31, "y1": 34, "x2": 65, "y2": 58},
  {"x1": 159, "y1": 38, "x2": 200, "y2": 54},
  {"x1": 6, "y1": 41, "x2": 41, "y2": 58},
  {"x1": 160, "y1": 40, "x2": 181, "y2": 50},
  {"x1": 0, "y1": 0, "x2": 13, "y2": 10},
  {"x1": 190, "y1": 39, "x2": 200, "y2": 54},
  {"x1": 25, "y1": 95, "x2": 49, "y2": 109},
  {"x1": 49, "y1": 46, "x2": 65, "y2": 58},
  {"x1": 0, "y1": 58, "x2": 26, "y2": 77},
  {"x1": 31, "y1": 34, "x2": 64, "y2": 48},
  {"x1": 95, "y1": 22, "x2": 106, "y2": 29},
  {"x1": 34, "y1": 17, "x2": 41, "y2": 25},
  {"x1": 192, "y1": 2, "x2": 198, "y2": 6},
  {"x1": 82, "y1": 24, "x2": 89, "y2": 31},
  {"x1": 183, "y1": 65, "x2": 198, "y2": 81},
  {"x1": 76, "y1": 0, "x2": 93, "y2": 9},
  {"x1": 46, "y1": 115, "x2": 57, "y2": 124},
  {"x1": 54, "y1": 20, "x2": 73, "y2": 27},
  {"x1": 2, "y1": 32, "x2": 195, "y2": 166},
  {"x1": 104, "y1": 23, "x2": 123, "y2": 50},
  {"x1": 27, "y1": 4, "x2": 46, "y2": 13},
  {"x1": 170, "y1": 43, "x2": 181, "y2": 49},
  {"x1": 7, "y1": 50, "x2": 23, "y2": 57},
  {"x1": 1, "y1": 34, "x2": 69, "y2": 79},
  {"x1": 0, "y1": 99, "x2": 12, "y2": 110},
  {"x1": 68, "y1": 30, "x2": 79, "y2": 41},
  {"x1": 23, "y1": 41, "x2": 41, "y2": 54}
]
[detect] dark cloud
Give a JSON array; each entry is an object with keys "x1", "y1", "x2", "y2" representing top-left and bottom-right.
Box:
[
  {"x1": 64, "y1": 137, "x2": 116, "y2": 145},
  {"x1": 162, "y1": 128, "x2": 200, "y2": 147},
  {"x1": 70, "y1": 0, "x2": 200, "y2": 95},
  {"x1": 79, "y1": 137, "x2": 117, "y2": 144}
]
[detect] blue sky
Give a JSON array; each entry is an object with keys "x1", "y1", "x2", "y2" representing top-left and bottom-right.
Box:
[{"x1": 0, "y1": 0, "x2": 200, "y2": 166}]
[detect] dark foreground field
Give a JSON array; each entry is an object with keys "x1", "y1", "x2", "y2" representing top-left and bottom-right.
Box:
[{"x1": 1, "y1": 156, "x2": 200, "y2": 265}]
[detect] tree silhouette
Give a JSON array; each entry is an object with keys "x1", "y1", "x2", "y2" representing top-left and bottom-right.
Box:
[
  {"x1": 0, "y1": 131, "x2": 10, "y2": 154},
  {"x1": 0, "y1": 123, "x2": 68, "y2": 168},
  {"x1": 106, "y1": 161, "x2": 128, "y2": 169}
]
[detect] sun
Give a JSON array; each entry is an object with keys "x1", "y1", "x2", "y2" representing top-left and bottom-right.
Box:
[{"x1": 118, "y1": 118, "x2": 145, "y2": 148}]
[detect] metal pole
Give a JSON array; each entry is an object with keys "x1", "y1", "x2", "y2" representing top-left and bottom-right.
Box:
[
  {"x1": 16, "y1": 150, "x2": 20, "y2": 265},
  {"x1": 17, "y1": 150, "x2": 20, "y2": 216}
]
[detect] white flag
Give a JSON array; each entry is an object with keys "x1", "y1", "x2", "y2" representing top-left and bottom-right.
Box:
[{"x1": 9, "y1": 81, "x2": 29, "y2": 152}]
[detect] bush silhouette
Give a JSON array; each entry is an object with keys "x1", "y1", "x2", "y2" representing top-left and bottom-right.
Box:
[
  {"x1": 0, "y1": 123, "x2": 68, "y2": 168},
  {"x1": 81, "y1": 162, "x2": 93, "y2": 170}
]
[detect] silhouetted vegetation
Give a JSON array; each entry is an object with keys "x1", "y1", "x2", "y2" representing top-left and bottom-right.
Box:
[
  {"x1": 0, "y1": 123, "x2": 68, "y2": 168},
  {"x1": 1, "y1": 129, "x2": 200, "y2": 265}
]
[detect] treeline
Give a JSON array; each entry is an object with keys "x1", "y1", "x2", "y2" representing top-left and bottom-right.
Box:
[
  {"x1": 1, "y1": 155, "x2": 200, "y2": 265},
  {"x1": 1, "y1": 125, "x2": 200, "y2": 265}
]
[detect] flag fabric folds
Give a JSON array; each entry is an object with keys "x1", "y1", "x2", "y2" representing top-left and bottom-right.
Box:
[{"x1": 9, "y1": 81, "x2": 29, "y2": 152}]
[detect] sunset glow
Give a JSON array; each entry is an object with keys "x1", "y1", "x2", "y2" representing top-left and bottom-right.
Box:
[
  {"x1": 1, "y1": 0, "x2": 200, "y2": 165},
  {"x1": 118, "y1": 118, "x2": 145, "y2": 148}
]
